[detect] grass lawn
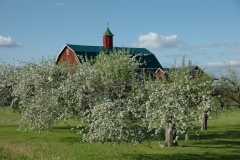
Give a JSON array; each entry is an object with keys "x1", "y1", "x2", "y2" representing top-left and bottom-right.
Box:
[{"x1": 0, "y1": 108, "x2": 240, "y2": 160}]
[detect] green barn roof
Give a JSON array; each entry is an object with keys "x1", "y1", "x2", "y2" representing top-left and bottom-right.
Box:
[{"x1": 66, "y1": 44, "x2": 163, "y2": 70}]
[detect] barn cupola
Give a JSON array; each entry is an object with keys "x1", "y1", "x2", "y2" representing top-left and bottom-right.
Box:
[{"x1": 102, "y1": 27, "x2": 114, "y2": 49}]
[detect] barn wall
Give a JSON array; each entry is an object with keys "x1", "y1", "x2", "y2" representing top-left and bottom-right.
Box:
[
  {"x1": 57, "y1": 46, "x2": 79, "y2": 65},
  {"x1": 190, "y1": 66, "x2": 198, "y2": 78}
]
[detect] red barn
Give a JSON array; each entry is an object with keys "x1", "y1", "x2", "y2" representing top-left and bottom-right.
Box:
[{"x1": 56, "y1": 27, "x2": 164, "y2": 74}]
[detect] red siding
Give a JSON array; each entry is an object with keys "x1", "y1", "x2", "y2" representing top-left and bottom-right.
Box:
[
  {"x1": 157, "y1": 70, "x2": 165, "y2": 77},
  {"x1": 103, "y1": 36, "x2": 113, "y2": 48},
  {"x1": 156, "y1": 69, "x2": 166, "y2": 81},
  {"x1": 57, "y1": 46, "x2": 79, "y2": 65}
]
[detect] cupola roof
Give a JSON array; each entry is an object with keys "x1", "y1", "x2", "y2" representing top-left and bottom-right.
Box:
[{"x1": 102, "y1": 27, "x2": 114, "y2": 36}]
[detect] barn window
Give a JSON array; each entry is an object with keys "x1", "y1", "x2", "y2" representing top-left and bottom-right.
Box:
[
  {"x1": 66, "y1": 48, "x2": 69, "y2": 55},
  {"x1": 193, "y1": 70, "x2": 198, "y2": 77}
]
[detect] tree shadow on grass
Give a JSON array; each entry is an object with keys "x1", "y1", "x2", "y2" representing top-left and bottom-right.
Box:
[
  {"x1": 55, "y1": 124, "x2": 240, "y2": 146},
  {"x1": 121, "y1": 153, "x2": 240, "y2": 160},
  {"x1": 187, "y1": 123, "x2": 240, "y2": 140},
  {"x1": 183, "y1": 139, "x2": 240, "y2": 149}
]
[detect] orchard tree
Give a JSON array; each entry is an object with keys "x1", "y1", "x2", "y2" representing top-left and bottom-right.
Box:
[
  {"x1": 0, "y1": 61, "x2": 20, "y2": 111},
  {"x1": 2, "y1": 49, "x2": 143, "y2": 133},
  {"x1": 79, "y1": 49, "x2": 148, "y2": 145},
  {"x1": 217, "y1": 65, "x2": 240, "y2": 108},
  {"x1": 11, "y1": 59, "x2": 74, "y2": 131},
  {"x1": 144, "y1": 63, "x2": 214, "y2": 147},
  {"x1": 80, "y1": 57, "x2": 215, "y2": 147},
  {"x1": 13, "y1": 57, "x2": 105, "y2": 131},
  {"x1": 194, "y1": 69, "x2": 214, "y2": 131},
  {"x1": 0, "y1": 50, "x2": 216, "y2": 147}
]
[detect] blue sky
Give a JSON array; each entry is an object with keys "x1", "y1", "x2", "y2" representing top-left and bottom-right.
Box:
[{"x1": 1, "y1": 0, "x2": 240, "y2": 77}]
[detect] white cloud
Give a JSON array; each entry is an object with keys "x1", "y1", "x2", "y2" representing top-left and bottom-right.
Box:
[
  {"x1": 201, "y1": 60, "x2": 240, "y2": 78},
  {"x1": 196, "y1": 43, "x2": 222, "y2": 49},
  {"x1": 178, "y1": 41, "x2": 240, "y2": 51},
  {"x1": 132, "y1": 32, "x2": 181, "y2": 50},
  {"x1": 206, "y1": 61, "x2": 226, "y2": 67},
  {"x1": 195, "y1": 42, "x2": 240, "y2": 50},
  {"x1": 55, "y1": 2, "x2": 65, "y2": 6},
  {"x1": 132, "y1": 32, "x2": 240, "y2": 53},
  {"x1": 0, "y1": 35, "x2": 20, "y2": 48},
  {"x1": 207, "y1": 60, "x2": 240, "y2": 67},
  {"x1": 230, "y1": 48, "x2": 240, "y2": 54}
]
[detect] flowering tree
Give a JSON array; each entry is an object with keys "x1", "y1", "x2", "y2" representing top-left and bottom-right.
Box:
[
  {"x1": 144, "y1": 64, "x2": 214, "y2": 146},
  {"x1": 0, "y1": 50, "x2": 215, "y2": 147},
  {"x1": 0, "y1": 62, "x2": 19, "y2": 111},
  {"x1": 79, "y1": 49, "x2": 147, "y2": 145},
  {"x1": 213, "y1": 65, "x2": 240, "y2": 109}
]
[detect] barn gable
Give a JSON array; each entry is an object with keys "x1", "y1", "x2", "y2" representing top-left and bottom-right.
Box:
[{"x1": 56, "y1": 45, "x2": 79, "y2": 65}]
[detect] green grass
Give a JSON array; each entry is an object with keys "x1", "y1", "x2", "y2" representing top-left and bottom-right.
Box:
[{"x1": 0, "y1": 109, "x2": 240, "y2": 160}]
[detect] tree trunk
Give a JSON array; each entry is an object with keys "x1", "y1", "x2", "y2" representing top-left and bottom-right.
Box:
[
  {"x1": 201, "y1": 110, "x2": 208, "y2": 130},
  {"x1": 165, "y1": 126, "x2": 178, "y2": 147}
]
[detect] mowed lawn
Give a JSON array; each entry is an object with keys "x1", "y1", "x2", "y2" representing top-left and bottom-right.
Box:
[{"x1": 0, "y1": 108, "x2": 240, "y2": 160}]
